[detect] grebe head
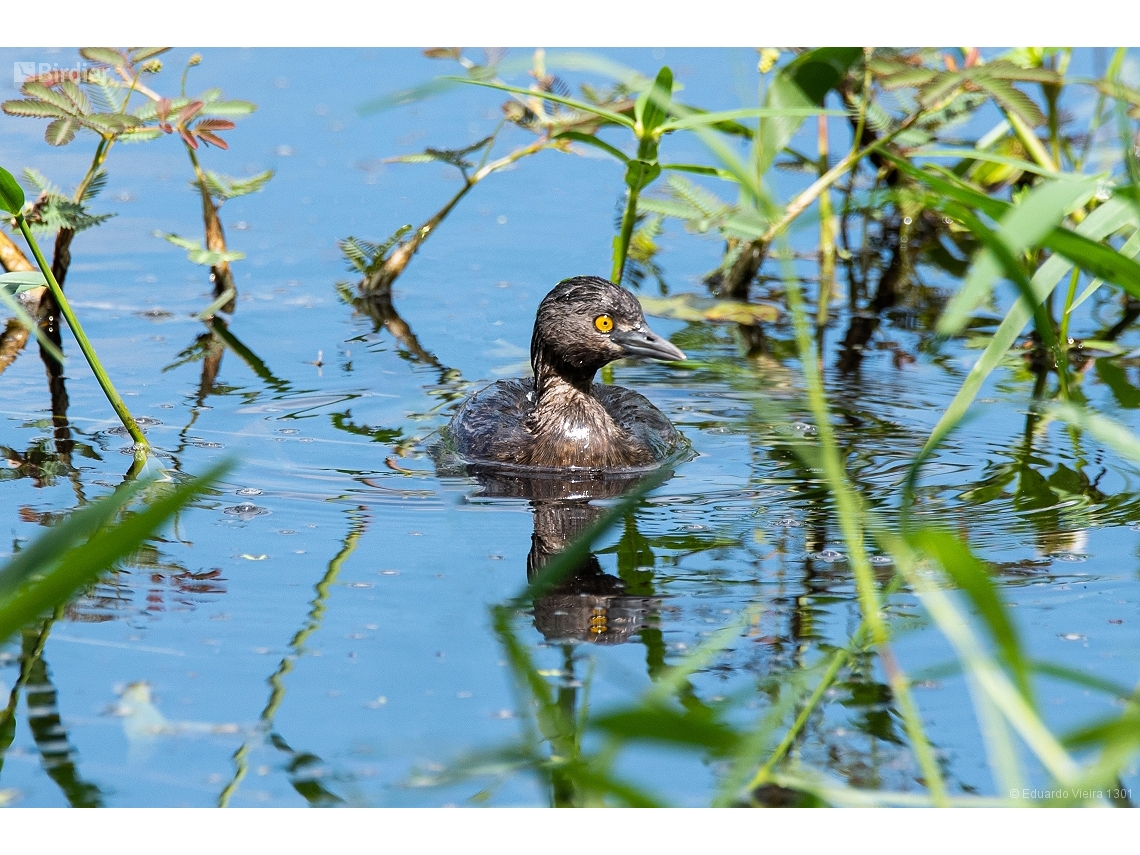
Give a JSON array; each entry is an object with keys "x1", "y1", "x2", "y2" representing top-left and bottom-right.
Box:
[{"x1": 530, "y1": 275, "x2": 685, "y2": 383}]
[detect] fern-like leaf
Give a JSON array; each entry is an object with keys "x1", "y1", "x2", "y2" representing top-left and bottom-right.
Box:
[
  {"x1": 21, "y1": 167, "x2": 61, "y2": 197},
  {"x1": 85, "y1": 76, "x2": 125, "y2": 113},
  {"x1": 59, "y1": 79, "x2": 91, "y2": 115},
  {"x1": 129, "y1": 47, "x2": 170, "y2": 63},
  {"x1": 198, "y1": 169, "x2": 274, "y2": 201},
  {"x1": 667, "y1": 175, "x2": 732, "y2": 222},
  {"x1": 201, "y1": 100, "x2": 257, "y2": 117},
  {"x1": 878, "y1": 67, "x2": 941, "y2": 90},
  {"x1": 79, "y1": 47, "x2": 126, "y2": 66},
  {"x1": 119, "y1": 126, "x2": 164, "y2": 144},
  {"x1": 338, "y1": 225, "x2": 412, "y2": 276},
  {"x1": 83, "y1": 170, "x2": 108, "y2": 202},
  {"x1": 21, "y1": 82, "x2": 80, "y2": 116},
  {"x1": 1, "y1": 99, "x2": 71, "y2": 120},
  {"x1": 979, "y1": 60, "x2": 1061, "y2": 84},
  {"x1": 918, "y1": 71, "x2": 967, "y2": 110},
  {"x1": 972, "y1": 76, "x2": 1046, "y2": 126},
  {"x1": 156, "y1": 232, "x2": 244, "y2": 266},
  {"x1": 45, "y1": 118, "x2": 78, "y2": 146}
]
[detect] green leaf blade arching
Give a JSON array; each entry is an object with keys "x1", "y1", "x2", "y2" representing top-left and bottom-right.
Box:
[
  {"x1": 0, "y1": 461, "x2": 233, "y2": 642},
  {"x1": 0, "y1": 164, "x2": 26, "y2": 213},
  {"x1": 0, "y1": 271, "x2": 48, "y2": 295},
  {"x1": 757, "y1": 47, "x2": 863, "y2": 177},
  {"x1": 937, "y1": 174, "x2": 1100, "y2": 336},
  {"x1": 553, "y1": 130, "x2": 629, "y2": 163},
  {"x1": 635, "y1": 66, "x2": 673, "y2": 138},
  {"x1": 1043, "y1": 228, "x2": 1140, "y2": 301},
  {"x1": 908, "y1": 197, "x2": 1139, "y2": 491},
  {"x1": 909, "y1": 528, "x2": 1033, "y2": 702}
]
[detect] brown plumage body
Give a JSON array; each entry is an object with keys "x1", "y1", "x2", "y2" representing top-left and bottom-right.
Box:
[{"x1": 447, "y1": 276, "x2": 686, "y2": 471}]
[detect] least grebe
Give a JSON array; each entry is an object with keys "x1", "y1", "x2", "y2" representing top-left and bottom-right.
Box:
[{"x1": 447, "y1": 275, "x2": 686, "y2": 470}]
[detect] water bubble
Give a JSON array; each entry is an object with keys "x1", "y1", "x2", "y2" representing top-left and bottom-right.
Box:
[
  {"x1": 119, "y1": 444, "x2": 156, "y2": 456},
  {"x1": 869, "y1": 555, "x2": 893, "y2": 565},
  {"x1": 1049, "y1": 553, "x2": 1088, "y2": 563},
  {"x1": 277, "y1": 429, "x2": 300, "y2": 435},
  {"x1": 775, "y1": 517, "x2": 801, "y2": 528},
  {"x1": 814, "y1": 549, "x2": 846, "y2": 563},
  {"x1": 682, "y1": 524, "x2": 708, "y2": 532},
  {"x1": 235, "y1": 488, "x2": 263, "y2": 496},
  {"x1": 223, "y1": 502, "x2": 270, "y2": 520},
  {"x1": 190, "y1": 440, "x2": 224, "y2": 448},
  {"x1": 105, "y1": 416, "x2": 162, "y2": 436}
]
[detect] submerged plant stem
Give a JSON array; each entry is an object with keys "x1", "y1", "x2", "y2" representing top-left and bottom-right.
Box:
[
  {"x1": 749, "y1": 645, "x2": 851, "y2": 790},
  {"x1": 15, "y1": 216, "x2": 148, "y2": 451},
  {"x1": 783, "y1": 262, "x2": 948, "y2": 805}
]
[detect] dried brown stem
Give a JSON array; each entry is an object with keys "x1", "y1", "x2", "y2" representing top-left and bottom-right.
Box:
[
  {"x1": 361, "y1": 136, "x2": 552, "y2": 297},
  {"x1": 719, "y1": 112, "x2": 922, "y2": 300},
  {"x1": 0, "y1": 230, "x2": 33, "y2": 273},
  {"x1": 186, "y1": 146, "x2": 236, "y2": 310}
]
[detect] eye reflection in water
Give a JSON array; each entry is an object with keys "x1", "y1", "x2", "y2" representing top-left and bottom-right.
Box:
[{"x1": 528, "y1": 499, "x2": 653, "y2": 645}]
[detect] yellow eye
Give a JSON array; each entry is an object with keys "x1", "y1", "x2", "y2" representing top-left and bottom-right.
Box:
[{"x1": 594, "y1": 314, "x2": 614, "y2": 333}]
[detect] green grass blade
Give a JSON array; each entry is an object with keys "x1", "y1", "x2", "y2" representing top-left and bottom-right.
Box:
[
  {"x1": 937, "y1": 176, "x2": 1099, "y2": 336},
  {"x1": 912, "y1": 147, "x2": 1067, "y2": 180},
  {"x1": 1050, "y1": 401, "x2": 1140, "y2": 462},
  {"x1": 1067, "y1": 229, "x2": 1140, "y2": 314},
  {"x1": 553, "y1": 130, "x2": 628, "y2": 163},
  {"x1": 642, "y1": 608, "x2": 757, "y2": 706},
  {"x1": 0, "y1": 483, "x2": 145, "y2": 598},
  {"x1": 0, "y1": 460, "x2": 232, "y2": 642},
  {"x1": 592, "y1": 705, "x2": 740, "y2": 755},
  {"x1": 895, "y1": 550, "x2": 1081, "y2": 784},
  {"x1": 882, "y1": 150, "x2": 1011, "y2": 219},
  {"x1": 659, "y1": 163, "x2": 738, "y2": 182},
  {"x1": 944, "y1": 202, "x2": 1060, "y2": 354},
  {"x1": 515, "y1": 466, "x2": 671, "y2": 606},
  {"x1": 660, "y1": 106, "x2": 845, "y2": 133},
  {"x1": 443, "y1": 77, "x2": 634, "y2": 128},
  {"x1": 906, "y1": 197, "x2": 1139, "y2": 498},
  {"x1": 908, "y1": 528, "x2": 1032, "y2": 702},
  {"x1": 357, "y1": 77, "x2": 468, "y2": 115},
  {"x1": 1030, "y1": 661, "x2": 1135, "y2": 700},
  {"x1": 1044, "y1": 227, "x2": 1140, "y2": 300}
]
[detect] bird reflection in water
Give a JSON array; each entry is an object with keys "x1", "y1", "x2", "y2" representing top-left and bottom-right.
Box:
[{"x1": 465, "y1": 464, "x2": 671, "y2": 646}]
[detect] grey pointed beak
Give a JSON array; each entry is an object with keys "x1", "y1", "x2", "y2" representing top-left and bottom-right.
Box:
[{"x1": 611, "y1": 325, "x2": 686, "y2": 362}]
